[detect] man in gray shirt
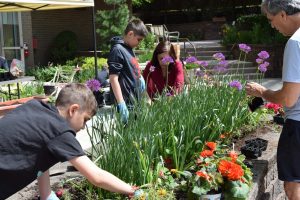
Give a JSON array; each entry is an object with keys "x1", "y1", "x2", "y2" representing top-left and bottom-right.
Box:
[
  {"x1": 246, "y1": 0, "x2": 300, "y2": 199},
  {"x1": 0, "y1": 56, "x2": 9, "y2": 71}
]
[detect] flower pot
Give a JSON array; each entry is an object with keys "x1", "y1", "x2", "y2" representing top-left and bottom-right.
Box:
[
  {"x1": 241, "y1": 145, "x2": 262, "y2": 159},
  {"x1": 43, "y1": 85, "x2": 56, "y2": 96},
  {"x1": 200, "y1": 193, "x2": 222, "y2": 200},
  {"x1": 245, "y1": 138, "x2": 268, "y2": 151},
  {"x1": 273, "y1": 114, "x2": 285, "y2": 125},
  {"x1": 93, "y1": 91, "x2": 104, "y2": 106},
  {"x1": 248, "y1": 97, "x2": 264, "y2": 112}
]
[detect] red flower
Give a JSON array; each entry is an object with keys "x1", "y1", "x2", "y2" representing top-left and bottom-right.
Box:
[
  {"x1": 196, "y1": 170, "x2": 210, "y2": 180},
  {"x1": 218, "y1": 160, "x2": 244, "y2": 181},
  {"x1": 200, "y1": 150, "x2": 214, "y2": 157},
  {"x1": 164, "y1": 157, "x2": 174, "y2": 170},
  {"x1": 206, "y1": 142, "x2": 217, "y2": 151},
  {"x1": 229, "y1": 151, "x2": 238, "y2": 162}
]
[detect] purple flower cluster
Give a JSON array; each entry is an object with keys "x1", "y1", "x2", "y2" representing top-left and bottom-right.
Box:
[
  {"x1": 197, "y1": 60, "x2": 209, "y2": 68},
  {"x1": 256, "y1": 50, "x2": 270, "y2": 73},
  {"x1": 213, "y1": 53, "x2": 225, "y2": 61},
  {"x1": 185, "y1": 56, "x2": 198, "y2": 63},
  {"x1": 238, "y1": 44, "x2": 251, "y2": 53},
  {"x1": 86, "y1": 79, "x2": 101, "y2": 92},
  {"x1": 161, "y1": 56, "x2": 174, "y2": 65},
  {"x1": 229, "y1": 80, "x2": 242, "y2": 91},
  {"x1": 195, "y1": 68, "x2": 205, "y2": 77}
]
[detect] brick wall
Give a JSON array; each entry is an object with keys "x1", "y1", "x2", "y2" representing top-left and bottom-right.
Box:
[
  {"x1": 21, "y1": 12, "x2": 34, "y2": 69},
  {"x1": 247, "y1": 129, "x2": 287, "y2": 200},
  {"x1": 30, "y1": 0, "x2": 108, "y2": 66}
]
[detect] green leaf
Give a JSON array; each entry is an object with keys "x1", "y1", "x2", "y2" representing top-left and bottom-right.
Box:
[{"x1": 192, "y1": 186, "x2": 208, "y2": 196}]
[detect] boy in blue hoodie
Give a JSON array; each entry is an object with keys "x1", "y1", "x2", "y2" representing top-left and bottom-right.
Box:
[{"x1": 108, "y1": 18, "x2": 148, "y2": 122}]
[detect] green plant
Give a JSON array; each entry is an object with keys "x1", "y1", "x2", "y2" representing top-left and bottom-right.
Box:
[
  {"x1": 50, "y1": 31, "x2": 78, "y2": 64},
  {"x1": 137, "y1": 51, "x2": 153, "y2": 63},
  {"x1": 96, "y1": 0, "x2": 129, "y2": 51},
  {"x1": 190, "y1": 142, "x2": 252, "y2": 199},
  {"x1": 221, "y1": 14, "x2": 288, "y2": 46},
  {"x1": 136, "y1": 33, "x2": 156, "y2": 51}
]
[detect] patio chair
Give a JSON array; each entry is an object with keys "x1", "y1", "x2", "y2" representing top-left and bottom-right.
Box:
[{"x1": 151, "y1": 24, "x2": 180, "y2": 42}]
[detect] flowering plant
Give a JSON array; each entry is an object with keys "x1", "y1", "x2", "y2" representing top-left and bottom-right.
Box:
[
  {"x1": 264, "y1": 102, "x2": 284, "y2": 116},
  {"x1": 86, "y1": 79, "x2": 102, "y2": 92},
  {"x1": 190, "y1": 142, "x2": 252, "y2": 199}
]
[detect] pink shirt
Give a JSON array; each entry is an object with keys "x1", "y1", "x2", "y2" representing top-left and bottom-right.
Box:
[{"x1": 143, "y1": 60, "x2": 184, "y2": 99}]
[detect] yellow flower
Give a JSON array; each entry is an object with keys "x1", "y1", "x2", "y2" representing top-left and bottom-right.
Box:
[
  {"x1": 157, "y1": 189, "x2": 167, "y2": 197},
  {"x1": 170, "y1": 169, "x2": 177, "y2": 173}
]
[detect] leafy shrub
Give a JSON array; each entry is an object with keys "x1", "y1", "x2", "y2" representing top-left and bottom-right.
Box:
[
  {"x1": 221, "y1": 14, "x2": 288, "y2": 45},
  {"x1": 136, "y1": 33, "x2": 156, "y2": 50},
  {"x1": 137, "y1": 51, "x2": 153, "y2": 63},
  {"x1": 96, "y1": 0, "x2": 129, "y2": 51},
  {"x1": 50, "y1": 31, "x2": 78, "y2": 64}
]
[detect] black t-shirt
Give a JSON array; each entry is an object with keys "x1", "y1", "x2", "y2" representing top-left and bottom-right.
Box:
[
  {"x1": 0, "y1": 100, "x2": 85, "y2": 199},
  {"x1": 108, "y1": 36, "x2": 142, "y2": 106}
]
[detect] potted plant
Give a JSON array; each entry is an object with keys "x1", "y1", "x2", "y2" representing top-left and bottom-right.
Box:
[
  {"x1": 264, "y1": 102, "x2": 285, "y2": 125},
  {"x1": 43, "y1": 66, "x2": 79, "y2": 96},
  {"x1": 86, "y1": 78, "x2": 104, "y2": 106},
  {"x1": 189, "y1": 142, "x2": 252, "y2": 200}
]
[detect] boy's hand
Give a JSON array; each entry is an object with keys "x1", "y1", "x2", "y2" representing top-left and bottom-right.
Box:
[
  {"x1": 117, "y1": 101, "x2": 129, "y2": 123},
  {"x1": 47, "y1": 191, "x2": 59, "y2": 200},
  {"x1": 139, "y1": 76, "x2": 146, "y2": 93}
]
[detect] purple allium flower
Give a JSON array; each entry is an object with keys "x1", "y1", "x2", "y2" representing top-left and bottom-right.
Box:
[
  {"x1": 238, "y1": 43, "x2": 251, "y2": 53},
  {"x1": 258, "y1": 61, "x2": 270, "y2": 73},
  {"x1": 197, "y1": 60, "x2": 209, "y2": 68},
  {"x1": 185, "y1": 56, "x2": 198, "y2": 63},
  {"x1": 229, "y1": 80, "x2": 242, "y2": 91},
  {"x1": 195, "y1": 68, "x2": 205, "y2": 77},
  {"x1": 213, "y1": 53, "x2": 225, "y2": 61},
  {"x1": 256, "y1": 58, "x2": 264, "y2": 64},
  {"x1": 166, "y1": 92, "x2": 173, "y2": 97},
  {"x1": 86, "y1": 79, "x2": 101, "y2": 92},
  {"x1": 161, "y1": 56, "x2": 174, "y2": 65},
  {"x1": 213, "y1": 66, "x2": 228, "y2": 73},
  {"x1": 218, "y1": 60, "x2": 229, "y2": 68},
  {"x1": 258, "y1": 51, "x2": 270, "y2": 59},
  {"x1": 150, "y1": 65, "x2": 155, "y2": 72}
]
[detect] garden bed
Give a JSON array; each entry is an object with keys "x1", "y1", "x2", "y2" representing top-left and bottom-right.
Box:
[{"x1": 10, "y1": 123, "x2": 284, "y2": 200}]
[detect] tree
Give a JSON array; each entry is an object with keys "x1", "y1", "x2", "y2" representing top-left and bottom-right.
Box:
[{"x1": 96, "y1": 0, "x2": 129, "y2": 50}]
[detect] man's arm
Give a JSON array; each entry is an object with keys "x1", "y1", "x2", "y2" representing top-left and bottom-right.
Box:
[
  {"x1": 246, "y1": 82, "x2": 300, "y2": 107},
  {"x1": 69, "y1": 155, "x2": 134, "y2": 195},
  {"x1": 37, "y1": 170, "x2": 51, "y2": 200},
  {"x1": 109, "y1": 74, "x2": 124, "y2": 104}
]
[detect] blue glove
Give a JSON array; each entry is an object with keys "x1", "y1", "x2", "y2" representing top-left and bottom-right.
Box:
[
  {"x1": 139, "y1": 76, "x2": 146, "y2": 93},
  {"x1": 47, "y1": 191, "x2": 59, "y2": 200},
  {"x1": 117, "y1": 101, "x2": 129, "y2": 123},
  {"x1": 134, "y1": 189, "x2": 148, "y2": 199}
]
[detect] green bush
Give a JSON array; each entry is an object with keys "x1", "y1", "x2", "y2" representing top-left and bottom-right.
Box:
[
  {"x1": 136, "y1": 33, "x2": 156, "y2": 50},
  {"x1": 221, "y1": 14, "x2": 288, "y2": 45},
  {"x1": 50, "y1": 31, "x2": 78, "y2": 64}
]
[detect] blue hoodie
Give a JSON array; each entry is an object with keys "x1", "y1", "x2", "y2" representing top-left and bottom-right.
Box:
[{"x1": 108, "y1": 36, "x2": 141, "y2": 106}]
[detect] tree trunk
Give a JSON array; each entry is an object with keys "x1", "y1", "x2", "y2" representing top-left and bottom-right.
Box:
[{"x1": 127, "y1": 0, "x2": 132, "y2": 18}]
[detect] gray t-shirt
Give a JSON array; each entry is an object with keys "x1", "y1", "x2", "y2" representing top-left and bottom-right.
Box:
[{"x1": 282, "y1": 27, "x2": 300, "y2": 121}]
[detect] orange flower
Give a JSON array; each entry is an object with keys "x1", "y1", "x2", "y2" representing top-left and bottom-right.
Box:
[
  {"x1": 206, "y1": 142, "x2": 217, "y2": 151},
  {"x1": 200, "y1": 150, "x2": 214, "y2": 157},
  {"x1": 229, "y1": 151, "x2": 238, "y2": 162},
  {"x1": 218, "y1": 160, "x2": 244, "y2": 181},
  {"x1": 196, "y1": 170, "x2": 210, "y2": 180},
  {"x1": 219, "y1": 134, "x2": 226, "y2": 139}
]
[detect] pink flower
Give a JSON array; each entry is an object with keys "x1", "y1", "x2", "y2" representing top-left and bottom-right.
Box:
[
  {"x1": 258, "y1": 51, "x2": 270, "y2": 59},
  {"x1": 238, "y1": 44, "x2": 251, "y2": 53},
  {"x1": 150, "y1": 65, "x2": 155, "y2": 72}
]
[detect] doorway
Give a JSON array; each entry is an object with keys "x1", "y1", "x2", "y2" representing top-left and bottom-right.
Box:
[{"x1": 0, "y1": 12, "x2": 25, "y2": 71}]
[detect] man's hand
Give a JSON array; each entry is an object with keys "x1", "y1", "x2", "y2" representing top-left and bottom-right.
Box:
[
  {"x1": 139, "y1": 76, "x2": 146, "y2": 93},
  {"x1": 117, "y1": 101, "x2": 129, "y2": 123},
  {"x1": 245, "y1": 82, "x2": 267, "y2": 97}
]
